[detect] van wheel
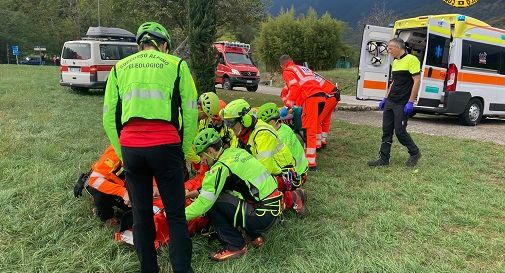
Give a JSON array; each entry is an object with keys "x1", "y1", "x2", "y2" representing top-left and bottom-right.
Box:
[
  {"x1": 459, "y1": 98, "x2": 483, "y2": 126},
  {"x1": 247, "y1": 85, "x2": 258, "y2": 92},
  {"x1": 71, "y1": 87, "x2": 89, "y2": 92},
  {"x1": 222, "y1": 78, "x2": 233, "y2": 90}
]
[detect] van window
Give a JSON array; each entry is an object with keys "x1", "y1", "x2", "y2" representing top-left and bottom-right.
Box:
[
  {"x1": 62, "y1": 43, "x2": 91, "y2": 60},
  {"x1": 100, "y1": 44, "x2": 138, "y2": 60},
  {"x1": 225, "y1": 52, "x2": 253, "y2": 65},
  {"x1": 462, "y1": 41, "x2": 501, "y2": 72},
  {"x1": 425, "y1": 34, "x2": 450, "y2": 68}
]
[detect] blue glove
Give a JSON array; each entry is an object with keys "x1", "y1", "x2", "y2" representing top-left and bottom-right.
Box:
[
  {"x1": 378, "y1": 98, "x2": 387, "y2": 110},
  {"x1": 404, "y1": 101, "x2": 414, "y2": 116},
  {"x1": 279, "y1": 107, "x2": 289, "y2": 118}
]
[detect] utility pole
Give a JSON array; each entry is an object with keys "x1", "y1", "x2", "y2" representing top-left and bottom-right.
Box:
[{"x1": 97, "y1": 0, "x2": 101, "y2": 26}]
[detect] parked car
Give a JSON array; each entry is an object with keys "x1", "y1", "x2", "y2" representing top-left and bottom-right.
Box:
[{"x1": 19, "y1": 56, "x2": 43, "y2": 65}]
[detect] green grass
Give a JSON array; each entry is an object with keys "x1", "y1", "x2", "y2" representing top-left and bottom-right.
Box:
[
  {"x1": 260, "y1": 68, "x2": 358, "y2": 96},
  {"x1": 1, "y1": 65, "x2": 505, "y2": 273}
]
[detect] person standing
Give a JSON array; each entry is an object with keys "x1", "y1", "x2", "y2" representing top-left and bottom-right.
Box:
[
  {"x1": 368, "y1": 38, "x2": 421, "y2": 167},
  {"x1": 279, "y1": 55, "x2": 326, "y2": 170},
  {"x1": 103, "y1": 22, "x2": 197, "y2": 273}
]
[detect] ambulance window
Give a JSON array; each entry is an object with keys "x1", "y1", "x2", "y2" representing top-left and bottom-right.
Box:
[
  {"x1": 62, "y1": 43, "x2": 91, "y2": 60},
  {"x1": 462, "y1": 41, "x2": 501, "y2": 72},
  {"x1": 425, "y1": 34, "x2": 449, "y2": 68},
  {"x1": 100, "y1": 44, "x2": 138, "y2": 60}
]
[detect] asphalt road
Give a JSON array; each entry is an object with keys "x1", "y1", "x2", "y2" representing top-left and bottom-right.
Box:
[
  {"x1": 334, "y1": 111, "x2": 505, "y2": 145},
  {"x1": 235, "y1": 84, "x2": 505, "y2": 145}
]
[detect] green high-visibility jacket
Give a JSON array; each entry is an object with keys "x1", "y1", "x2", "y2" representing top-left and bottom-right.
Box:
[
  {"x1": 246, "y1": 119, "x2": 295, "y2": 176},
  {"x1": 185, "y1": 147, "x2": 278, "y2": 221},
  {"x1": 103, "y1": 50, "x2": 198, "y2": 160},
  {"x1": 277, "y1": 123, "x2": 308, "y2": 175}
]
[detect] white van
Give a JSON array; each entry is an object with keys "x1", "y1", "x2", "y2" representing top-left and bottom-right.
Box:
[
  {"x1": 60, "y1": 27, "x2": 138, "y2": 92},
  {"x1": 357, "y1": 14, "x2": 505, "y2": 125}
]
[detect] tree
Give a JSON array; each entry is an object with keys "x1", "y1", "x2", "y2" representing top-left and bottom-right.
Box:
[
  {"x1": 357, "y1": 0, "x2": 397, "y2": 28},
  {"x1": 255, "y1": 8, "x2": 348, "y2": 71},
  {"x1": 188, "y1": 0, "x2": 217, "y2": 95}
]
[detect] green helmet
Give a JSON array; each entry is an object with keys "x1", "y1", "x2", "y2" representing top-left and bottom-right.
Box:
[
  {"x1": 257, "y1": 102, "x2": 280, "y2": 122},
  {"x1": 199, "y1": 92, "x2": 220, "y2": 117},
  {"x1": 221, "y1": 99, "x2": 251, "y2": 119},
  {"x1": 193, "y1": 128, "x2": 221, "y2": 154},
  {"x1": 136, "y1": 22, "x2": 172, "y2": 49}
]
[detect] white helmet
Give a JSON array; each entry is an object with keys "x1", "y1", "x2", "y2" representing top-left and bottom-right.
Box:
[
  {"x1": 366, "y1": 41, "x2": 377, "y2": 54},
  {"x1": 371, "y1": 56, "x2": 382, "y2": 66},
  {"x1": 377, "y1": 43, "x2": 388, "y2": 55}
]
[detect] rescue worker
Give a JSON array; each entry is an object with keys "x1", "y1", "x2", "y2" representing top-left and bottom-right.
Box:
[
  {"x1": 189, "y1": 92, "x2": 236, "y2": 172},
  {"x1": 74, "y1": 145, "x2": 130, "y2": 226},
  {"x1": 368, "y1": 38, "x2": 421, "y2": 167},
  {"x1": 221, "y1": 99, "x2": 306, "y2": 215},
  {"x1": 103, "y1": 21, "x2": 197, "y2": 273},
  {"x1": 280, "y1": 55, "x2": 326, "y2": 170},
  {"x1": 314, "y1": 73, "x2": 340, "y2": 148},
  {"x1": 257, "y1": 103, "x2": 309, "y2": 185},
  {"x1": 186, "y1": 128, "x2": 282, "y2": 261}
]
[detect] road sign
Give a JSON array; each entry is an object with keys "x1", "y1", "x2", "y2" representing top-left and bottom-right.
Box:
[
  {"x1": 34, "y1": 46, "x2": 47, "y2": 51},
  {"x1": 12, "y1": 45, "x2": 19, "y2": 56}
]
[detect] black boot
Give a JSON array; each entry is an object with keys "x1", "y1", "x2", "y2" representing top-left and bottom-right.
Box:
[
  {"x1": 367, "y1": 158, "x2": 389, "y2": 167},
  {"x1": 405, "y1": 151, "x2": 421, "y2": 167}
]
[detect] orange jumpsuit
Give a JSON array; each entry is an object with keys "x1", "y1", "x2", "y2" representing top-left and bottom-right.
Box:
[
  {"x1": 314, "y1": 73, "x2": 339, "y2": 146},
  {"x1": 282, "y1": 61, "x2": 325, "y2": 168},
  {"x1": 88, "y1": 146, "x2": 209, "y2": 246}
]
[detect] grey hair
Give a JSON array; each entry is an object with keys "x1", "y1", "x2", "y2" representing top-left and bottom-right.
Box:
[{"x1": 389, "y1": 38, "x2": 406, "y2": 50}]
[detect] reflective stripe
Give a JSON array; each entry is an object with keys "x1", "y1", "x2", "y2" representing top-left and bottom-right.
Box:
[
  {"x1": 187, "y1": 100, "x2": 198, "y2": 109},
  {"x1": 288, "y1": 79, "x2": 297, "y2": 85},
  {"x1": 200, "y1": 190, "x2": 218, "y2": 202},
  {"x1": 123, "y1": 89, "x2": 165, "y2": 102},
  {"x1": 296, "y1": 153, "x2": 305, "y2": 167},
  {"x1": 90, "y1": 177, "x2": 106, "y2": 189},
  {"x1": 274, "y1": 142, "x2": 284, "y2": 153},
  {"x1": 306, "y1": 148, "x2": 316, "y2": 154},
  {"x1": 256, "y1": 150, "x2": 273, "y2": 160},
  {"x1": 89, "y1": 171, "x2": 103, "y2": 178},
  {"x1": 254, "y1": 171, "x2": 271, "y2": 185},
  {"x1": 308, "y1": 157, "x2": 316, "y2": 164},
  {"x1": 103, "y1": 105, "x2": 109, "y2": 113}
]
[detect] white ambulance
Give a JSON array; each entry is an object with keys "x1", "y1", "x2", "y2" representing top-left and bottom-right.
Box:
[
  {"x1": 357, "y1": 14, "x2": 505, "y2": 125},
  {"x1": 60, "y1": 27, "x2": 138, "y2": 92}
]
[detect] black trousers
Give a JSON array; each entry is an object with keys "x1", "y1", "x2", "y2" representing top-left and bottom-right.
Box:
[
  {"x1": 207, "y1": 193, "x2": 278, "y2": 251},
  {"x1": 379, "y1": 100, "x2": 419, "y2": 160},
  {"x1": 122, "y1": 144, "x2": 192, "y2": 273},
  {"x1": 87, "y1": 186, "x2": 130, "y2": 221}
]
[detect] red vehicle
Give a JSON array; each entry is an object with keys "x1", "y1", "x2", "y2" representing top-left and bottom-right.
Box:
[{"x1": 214, "y1": 41, "x2": 260, "y2": 92}]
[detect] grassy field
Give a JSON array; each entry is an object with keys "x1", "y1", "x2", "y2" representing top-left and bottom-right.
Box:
[
  {"x1": 260, "y1": 68, "x2": 358, "y2": 96},
  {"x1": 1, "y1": 65, "x2": 505, "y2": 273}
]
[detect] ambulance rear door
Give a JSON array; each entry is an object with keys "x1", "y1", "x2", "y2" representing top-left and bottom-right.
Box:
[
  {"x1": 357, "y1": 25, "x2": 393, "y2": 100},
  {"x1": 418, "y1": 18, "x2": 451, "y2": 106}
]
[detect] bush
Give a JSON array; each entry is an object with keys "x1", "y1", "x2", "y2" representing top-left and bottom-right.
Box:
[{"x1": 255, "y1": 8, "x2": 350, "y2": 71}]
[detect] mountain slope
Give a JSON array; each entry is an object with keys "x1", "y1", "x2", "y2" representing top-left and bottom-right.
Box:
[{"x1": 269, "y1": 0, "x2": 505, "y2": 28}]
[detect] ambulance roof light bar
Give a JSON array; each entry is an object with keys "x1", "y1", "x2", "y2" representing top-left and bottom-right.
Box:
[{"x1": 215, "y1": 41, "x2": 251, "y2": 52}]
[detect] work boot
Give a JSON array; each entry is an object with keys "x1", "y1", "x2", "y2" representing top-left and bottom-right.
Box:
[
  {"x1": 248, "y1": 236, "x2": 264, "y2": 248},
  {"x1": 210, "y1": 247, "x2": 247, "y2": 261},
  {"x1": 292, "y1": 188, "x2": 307, "y2": 216},
  {"x1": 308, "y1": 166, "x2": 317, "y2": 171},
  {"x1": 405, "y1": 151, "x2": 421, "y2": 167},
  {"x1": 367, "y1": 158, "x2": 389, "y2": 167}
]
